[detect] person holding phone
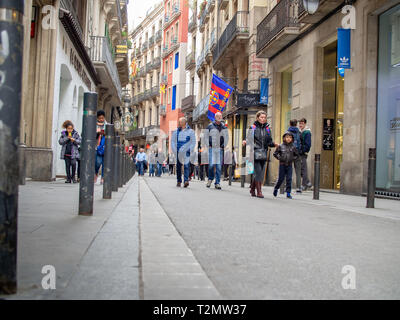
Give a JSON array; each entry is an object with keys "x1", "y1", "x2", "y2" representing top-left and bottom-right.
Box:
[{"x1": 59, "y1": 120, "x2": 81, "y2": 183}]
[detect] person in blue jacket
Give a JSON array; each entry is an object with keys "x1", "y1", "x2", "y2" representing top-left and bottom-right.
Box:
[
  {"x1": 287, "y1": 119, "x2": 303, "y2": 193},
  {"x1": 171, "y1": 117, "x2": 195, "y2": 188},
  {"x1": 95, "y1": 110, "x2": 106, "y2": 184}
]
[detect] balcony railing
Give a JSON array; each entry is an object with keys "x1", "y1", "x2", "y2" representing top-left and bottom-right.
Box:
[
  {"x1": 188, "y1": 15, "x2": 197, "y2": 33},
  {"x1": 156, "y1": 30, "x2": 162, "y2": 43},
  {"x1": 90, "y1": 36, "x2": 122, "y2": 101},
  {"x1": 199, "y1": 3, "x2": 209, "y2": 31},
  {"x1": 256, "y1": 0, "x2": 301, "y2": 58},
  {"x1": 212, "y1": 11, "x2": 249, "y2": 64},
  {"x1": 193, "y1": 94, "x2": 210, "y2": 121},
  {"x1": 160, "y1": 105, "x2": 167, "y2": 116},
  {"x1": 138, "y1": 67, "x2": 146, "y2": 78},
  {"x1": 142, "y1": 41, "x2": 149, "y2": 52},
  {"x1": 125, "y1": 127, "x2": 146, "y2": 139},
  {"x1": 149, "y1": 36, "x2": 155, "y2": 47},
  {"x1": 185, "y1": 52, "x2": 196, "y2": 70},
  {"x1": 150, "y1": 86, "x2": 159, "y2": 98},
  {"x1": 152, "y1": 57, "x2": 161, "y2": 69},
  {"x1": 207, "y1": 0, "x2": 216, "y2": 13},
  {"x1": 161, "y1": 74, "x2": 168, "y2": 84},
  {"x1": 163, "y1": 3, "x2": 181, "y2": 29},
  {"x1": 181, "y1": 95, "x2": 195, "y2": 113}
]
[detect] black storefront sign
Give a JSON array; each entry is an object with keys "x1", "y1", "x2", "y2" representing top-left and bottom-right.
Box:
[
  {"x1": 236, "y1": 93, "x2": 260, "y2": 107},
  {"x1": 323, "y1": 118, "x2": 334, "y2": 150}
]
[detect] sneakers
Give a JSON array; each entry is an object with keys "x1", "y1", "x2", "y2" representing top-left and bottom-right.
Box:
[
  {"x1": 296, "y1": 189, "x2": 302, "y2": 194},
  {"x1": 177, "y1": 182, "x2": 181, "y2": 187},
  {"x1": 184, "y1": 181, "x2": 189, "y2": 188},
  {"x1": 287, "y1": 192, "x2": 293, "y2": 199},
  {"x1": 273, "y1": 189, "x2": 278, "y2": 197},
  {"x1": 72, "y1": 179, "x2": 78, "y2": 184},
  {"x1": 65, "y1": 179, "x2": 71, "y2": 184},
  {"x1": 215, "y1": 184, "x2": 222, "y2": 190},
  {"x1": 206, "y1": 180, "x2": 212, "y2": 188}
]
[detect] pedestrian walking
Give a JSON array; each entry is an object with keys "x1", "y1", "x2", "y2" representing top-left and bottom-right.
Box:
[
  {"x1": 205, "y1": 112, "x2": 228, "y2": 190},
  {"x1": 299, "y1": 118, "x2": 312, "y2": 190},
  {"x1": 287, "y1": 119, "x2": 303, "y2": 193},
  {"x1": 59, "y1": 120, "x2": 81, "y2": 183},
  {"x1": 273, "y1": 132, "x2": 300, "y2": 199},
  {"x1": 135, "y1": 148, "x2": 147, "y2": 176},
  {"x1": 95, "y1": 110, "x2": 106, "y2": 184},
  {"x1": 171, "y1": 117, "x2": 195, "y2": 188},
  {"x1": 148, "y1": 151, "x2": 156, "y2": 177},
  {"x1": 243, "y1": 111, "x2": 277, "y2": 198}
]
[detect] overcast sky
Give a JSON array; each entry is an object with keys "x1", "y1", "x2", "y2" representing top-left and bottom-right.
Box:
[{"x1": 127, "y1": 0, "x2": 162, "y2": 32}]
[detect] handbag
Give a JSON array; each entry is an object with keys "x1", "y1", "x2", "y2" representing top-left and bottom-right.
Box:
[{"x1": 254, "y1": 149, "x2": 267, "y2": 161}]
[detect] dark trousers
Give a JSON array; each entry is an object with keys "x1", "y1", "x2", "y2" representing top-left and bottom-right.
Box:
[
  {"x1": 199, "y1": 164, "x2": 208, "y2": 181},
  {"x1": 275, "y1": 164, "x2": 293, "y2": 193},
  {"x1": 77, "y1": 159, "x2": 80, "y2": 179},
  {"x1": 65, "y1": 157, "x2": 76, "y2": 181},
  {"x1": 176, "y1": 160, "x2": 190, "y2": 183}
]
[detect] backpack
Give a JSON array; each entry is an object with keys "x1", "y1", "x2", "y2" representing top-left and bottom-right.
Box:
[{"x1": 292, "y1": 130, "x2": 301, "y2": 151}]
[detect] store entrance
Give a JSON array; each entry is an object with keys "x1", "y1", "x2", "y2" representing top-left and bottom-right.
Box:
[{"x1": 321, "y1": 41, "x2": 344, "y2": 190}]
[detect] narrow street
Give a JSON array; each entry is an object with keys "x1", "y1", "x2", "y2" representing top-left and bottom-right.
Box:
[{"x1": 3, "y1": 175, "x2": 399, "y2": 300}]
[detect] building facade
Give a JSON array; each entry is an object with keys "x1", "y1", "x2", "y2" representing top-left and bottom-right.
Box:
[
  {"x1": 21, "y1": 0, "x2": 129, "y2": 180},
  {"x1": 256, "y1": 0, "x2": 400, "y2": 196},
  {"x1": 128, "y1": 2, "x2": 164, "y2": 150}
]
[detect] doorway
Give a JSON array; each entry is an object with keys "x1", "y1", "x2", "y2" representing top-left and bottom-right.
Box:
[
  {"x1": 280, "y1": 68, "x2": 293, "y2": 138},
  {"x1": 321, "y1": 41, "x2": 344, "y2": 190}
]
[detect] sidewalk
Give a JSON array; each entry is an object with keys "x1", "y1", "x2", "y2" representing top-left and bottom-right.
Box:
[{"x1": 1, "y1": 178, "x2": 140, "y2": 300}]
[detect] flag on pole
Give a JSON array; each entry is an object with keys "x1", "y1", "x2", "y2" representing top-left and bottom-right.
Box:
[{"x1": 208, "y1": 74, "x2": 234, "y2": 121}]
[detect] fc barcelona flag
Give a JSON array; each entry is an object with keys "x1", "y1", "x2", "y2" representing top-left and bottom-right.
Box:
[{"x1": 208, "y1": 74, "x2": 234, "y2": 121}]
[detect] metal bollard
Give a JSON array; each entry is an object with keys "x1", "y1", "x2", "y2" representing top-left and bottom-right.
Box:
[
  {"x1": 119, "y1": 145, "x2": 123, "y2": 188},
  {"x1": 367, "y1": 148, "x2": 376, "y2": 208},
  {"x1": 79, "y1": 93, "x2": 98, "y2": 216},
  {"x1": 313, "y1": 154, "x2": 320, "y2": 200},
  {"x1": 113, "y1": 136, "x2": 120, "y2": 192},
  {"x1": 103, "y1": 124, "x2": 114, "y2": 199},
  {"x1": 0, "y1": 0, "x2": 24, "y2": 295}
]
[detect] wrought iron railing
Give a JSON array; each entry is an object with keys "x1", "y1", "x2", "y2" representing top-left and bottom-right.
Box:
[
  {"x1": 150, "y1": 86, "x2": 159, "y2": 98},
  {"x1": 185, "y1": 52, "x2": 196, "y2": 70},
  {"x1": 160, "y1": 105, "x2": 167, "y2": 116},
  {"x1": 212, "y1": 11, "x2": 249, "y2": 63},
  {"x1": 188, "y1": 15, "x2": 197, "y2": 33},
  {"x1": 256, "y1": 0, "x2": 301, "y2": 55},
  {"x1": 181, "y1": 95, "x2": 195, "y2": 112},
  {"x1": 142, "y1": 40, "x2": 149, "y2": 52},
  {"x1": 149, "y1": 35, "x2": 155, "y2": 47},
  {"x1": 193, "y1": 94, "x2": 210, "y2": 121},
  {"x1": 152, "y1": 57, "x2": 161, "y2": 69},
  {"x1": 90, "y1": 36, "x2": 122, "y2": 101},
  {"x1": 156, "y1": 30, "x2": 163, "y2": 43}
]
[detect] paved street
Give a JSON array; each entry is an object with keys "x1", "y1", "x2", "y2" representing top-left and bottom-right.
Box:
[{"x1": 1, "y1": 174, "x2": 400, "y2": 300}]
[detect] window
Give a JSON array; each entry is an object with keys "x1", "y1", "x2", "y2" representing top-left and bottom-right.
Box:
[
  {"x1": 172, "y1": 86, "x2": 176, "y2": 110},
  {"x1": 168, "y1": 87, "x2": 171, "y2": 105},
  {"x1": 165, "y1": 60, "x2": 168, "y2": 74},
  {"x1": 174, "y1": 52, "x2": 179, "y2": 69},
  {"x1": 169, "y1": 57, "x2": 172, "y2": 73}
]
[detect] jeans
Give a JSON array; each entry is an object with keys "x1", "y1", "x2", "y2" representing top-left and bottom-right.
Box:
[
  {"x1": 301, "y1": 154, "x2": 311, "y2": 187},
  {"x1": 208, "y1": 148, "x2": 223, "y2": 185},
  {"x1": 95, "y1": 154, "x2": 104, "y2": 177},
  {"x1": 65, "y1": 157, "x2": 76, "y2": 181},
  {"x1": 176, "y1": 160, "x2": 190, "y2": 183},
  {"x1": 149, "y1": 164, "x2": 155, "y2": 176},
  {"x1": 294, "y1": 157, "x2": 302, "y2": 190},
  {"x1": 275, "y1": 164, "x2": 293, "y2": 194},
  {"x1": 137, "y1": 161, "x2": 144, "y2": 175}
]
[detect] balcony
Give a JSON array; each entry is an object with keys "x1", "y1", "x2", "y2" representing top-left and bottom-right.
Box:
[
  {"x1": 161, "y1": 74, "x2": 168, "y2": 85},
  {"x1": 160, "y1": 105, "x2": 167, "y2": 116},
  {"x1": 144, "y1": 89, "x2": 151, "y2": 100},
  {"x1": 138, "y1": 67, "x2": 146, "y2": 78},
  {"x1": 199, "y1": 3, "x2": 209, "y2": 32},
  {"x1": 125, "y1": 127, "x2": 146, "y2": 139},
  {"x1": 162, "y1": 37, "x2": 179, "y2": 58},
  {"x1": 207, "y1": 0, "x2": 216, "y2": 13},
  {"x1": 132, "y1": 92, "x2": 145, "y2": 105},
  {"x1": 256, "y1": 0, "x2": 301, "y2": 59},
  {"x1": 218, "y1": 0, "x2": 228, "y2": 10},
  {"x1": 181, "y1": 95, "x2": 195, "y2": 113},
  {"x1": 188, "y1": 15, "x2": 197, "y2": 33},
  {"x1": 206, "y1": 28, "x2": 216, "y2": 63},
  {"x1": 142, "y1": 40, "x2": 149, "y2": 53},
  {"x1": 155, "y1": 30, "x2": 162, "y2": 43},
  {"x1": 163, "y1": 3, "x2": 181, "y2": 30},
  {"x1": 193, "y1": 94, "x2": 210, "y2": 121},
  {"x1": 135, "y1": 47, "x2": 141, "y2": 57},
  {"x1": 212, "y1": 11, "x2": 249, "y2": 69},
  {"x1": 149, "y1": 35, "x2": 155, "y2": 47},
  {"x1": 185, "y1": 52, "x2": 196, "y2": 70},
  {"x1": 152, "y1": 57, "x2": 161, "y2": 69},
  {"x1": 298, "y1": 0, "x2": 343, "y2": 24},
  {"x1": 90, "y1": 36, "x2": 122, "y2": 103},
  {"x1": 196, "y1": 46, "x2": 206, "y2": 73},
  {"x1": 146, "y1": 62, "x2": 152, "y2": 73},
  {"x1": 150, "y1": 86, "x2": 159, "y2": 99}
]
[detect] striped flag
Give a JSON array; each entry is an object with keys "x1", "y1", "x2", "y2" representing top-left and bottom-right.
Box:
[{"x1": 208, "y1": 74, "x2": 234, "y2": 121}]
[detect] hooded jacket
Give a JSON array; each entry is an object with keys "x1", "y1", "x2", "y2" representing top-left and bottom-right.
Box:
[
  {"x1": 59, "y1": 129, "x2": 81, "y2": 160},
  {"x1": 287, "y1": 126, "x2": 301, "y2": 152},
  {"x1": 273, "y1": 132, "x2": 299, "y2": 166}
]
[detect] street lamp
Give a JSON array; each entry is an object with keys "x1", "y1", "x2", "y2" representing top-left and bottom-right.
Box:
[{"x1": 302, "y1": 0, "x2": 320, "y2": 14}]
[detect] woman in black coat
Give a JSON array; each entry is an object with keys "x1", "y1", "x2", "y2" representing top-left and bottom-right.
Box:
[{"x1": 243, "y1": 111, "x2": 278, "y2": 198}]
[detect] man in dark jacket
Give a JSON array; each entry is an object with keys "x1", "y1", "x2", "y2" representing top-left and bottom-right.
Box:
[
  {"x1": 171, "y1": 117, "x2": 195, "y2": 187},
  {"x1": 273, "y1": 131, "x2": 299, "y2": 199},
  {"x1": 204, "y1": 112, "x2": 229, "y2": 189},
  {"x1": 287, "y1": 119, "x2": 302, "y2": 193},
  {"x1": 299, "y1": 118, "x2": 312, "y2": 190}
]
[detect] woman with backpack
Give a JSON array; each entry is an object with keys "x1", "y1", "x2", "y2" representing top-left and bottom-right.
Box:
[
  {"x1": 287, "y1": 119, "x2": 303, "y2": 193},
  {"x1": 243, "y1": 111, "x2": 278, "y2": 198},
  {"x1": 59, "y1": 120, "x2": 81, "y2": 183}
]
